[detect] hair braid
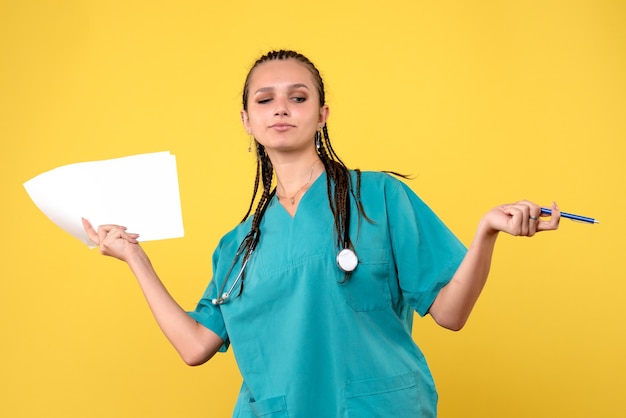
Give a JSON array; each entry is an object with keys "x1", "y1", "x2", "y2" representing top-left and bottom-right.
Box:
[
  {"x1": 236, "y1": 143, "x2": 275, "y2": 295},
  {"x1": 316, "y1": 125, "x2": 352, "y2": 249},
  {"x1": 240, "y1": 157, "x2": 261, "y2": 224}
]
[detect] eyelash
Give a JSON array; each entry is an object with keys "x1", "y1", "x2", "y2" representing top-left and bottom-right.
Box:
[{"x1": 256, "y1": 96, "x2": 307, "y2": 104}]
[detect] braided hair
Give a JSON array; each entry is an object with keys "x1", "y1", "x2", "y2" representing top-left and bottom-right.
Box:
[{"x1": 238, "y1": 50, "x2": 366, "y2": 292}]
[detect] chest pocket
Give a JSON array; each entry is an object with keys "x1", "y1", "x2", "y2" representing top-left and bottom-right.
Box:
[{"x1": 340, "y1": 248, "x2": 391, "y2": 311}]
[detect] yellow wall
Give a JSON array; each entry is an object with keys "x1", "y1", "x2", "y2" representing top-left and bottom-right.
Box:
[{"x1": 2, "y1": 1, "x2": 625, "y2": 417}]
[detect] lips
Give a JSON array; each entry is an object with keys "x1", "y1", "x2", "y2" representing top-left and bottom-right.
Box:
[{"x1": 270, "y1": 123, "x2": 295, "y2": 132}]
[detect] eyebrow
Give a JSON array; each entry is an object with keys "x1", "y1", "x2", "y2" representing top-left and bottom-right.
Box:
[{"x1": 254, "y1": 83, "x2": 310, "y2": 95}]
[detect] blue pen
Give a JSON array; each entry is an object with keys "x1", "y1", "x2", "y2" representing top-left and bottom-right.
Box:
[{"x1": 540, "y1": 208, "x2": 599, "y2": 224}]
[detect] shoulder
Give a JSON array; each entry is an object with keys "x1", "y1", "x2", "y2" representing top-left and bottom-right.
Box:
[
  {"x1": 350, "y1": 170, "x2": 416, "y2": 197},
  {"x1": 351, "y1": 170, "x2": 399, "y2": 185},
  {"x1": 213, "y1": 218, "x2": 253, "y2": 258},
  {"x1": 350, "y1": 170, "x2": 437, "y2": 219}
]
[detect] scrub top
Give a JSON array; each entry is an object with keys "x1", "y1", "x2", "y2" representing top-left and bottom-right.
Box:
[{"x1": 188, "y1": 171, "x2": 467, "y2": 418}]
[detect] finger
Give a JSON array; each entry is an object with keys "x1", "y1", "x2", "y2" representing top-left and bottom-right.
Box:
[
  {"x1": 512, "y1": 203, "x2": 531, "y2": 236},
  {"x1": 105, "y1": 226, "x2": 140, "y2": 245},
  {"x1": 502, "y1": 205, "x2": 526, "y2": 236},
  {"x1": 97, "y1": 225, "x2": 110, "y2": 245},
  {"x1": 120, "y1": 230, "x2": 140, "y2": 244},
  {"x1": 538, "y1": 201, "x2": 561, "y2": 231},
  {"x1": 81, "y1": 217, "x2": 100, "y2": 244},
  {"x1": 97, "y1": 224, "x2": 125, "y2": 246},
  {"x1": 516, "y1": 200, "x2": 545, "y2": 236},
  {"x1": 526, "y1": 204, "x2": 542, "y2": 237}
]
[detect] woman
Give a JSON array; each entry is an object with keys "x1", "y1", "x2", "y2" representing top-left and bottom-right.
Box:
[{"x1": 82, "y1": 50, "x2": 560, "y2": 417}]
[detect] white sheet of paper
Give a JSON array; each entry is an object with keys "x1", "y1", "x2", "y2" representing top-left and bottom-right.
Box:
[{"x1": 24, "y1": 151, "x2": 185, "y2": 247}]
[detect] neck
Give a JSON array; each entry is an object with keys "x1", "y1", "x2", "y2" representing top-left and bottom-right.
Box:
[{"x1": 274, "y1": 157, "x2": 323, "y2": 205}]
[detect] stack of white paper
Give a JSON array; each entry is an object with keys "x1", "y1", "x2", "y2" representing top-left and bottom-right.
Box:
[{"x1": 24, "y1": 151, "x2": 185, "y2": 247}]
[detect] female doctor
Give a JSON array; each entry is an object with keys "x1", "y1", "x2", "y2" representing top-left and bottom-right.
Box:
[{"x1": 82, "y1": 50, "x2": 561, "y2": 417}]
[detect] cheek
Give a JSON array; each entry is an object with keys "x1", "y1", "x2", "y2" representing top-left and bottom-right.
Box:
[
  {"x1": 246, "y1": 115, "x2": 269, "y2": 137},
  {"x1": 244, "y1": 111, "x2": 261, "y2": 127},
  {"x1": 246, "y1": 105, "x2": 268, "y2": 120},
  {"x1": 249, "y1": 116, "x2": 266, "y2": 131}
]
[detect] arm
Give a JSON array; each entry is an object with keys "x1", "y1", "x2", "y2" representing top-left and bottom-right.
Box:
[
  {"x1": 82, "y1": 218, "x2": 224, "y2": 366},
  {"x1": 428, "y1": 201, "x2": 560, "y2": 331}
]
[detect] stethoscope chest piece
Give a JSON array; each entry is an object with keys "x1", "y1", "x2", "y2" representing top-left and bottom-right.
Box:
[{"x1": 336, "y1": 248, "x2": 358, "y2": 272}]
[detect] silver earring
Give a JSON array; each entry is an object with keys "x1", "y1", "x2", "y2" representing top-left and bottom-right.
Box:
[
  {"x1": 248, "y1": 136, "x2": 253, "y2": 153},
  {"x1": 315, "y1": 130, "x2": 321, "y2": 150}
]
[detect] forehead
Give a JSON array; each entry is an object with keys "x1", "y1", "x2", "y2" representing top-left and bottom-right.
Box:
[{"x1": 248, "y1": 59, "x2": 317, "y2": 91}]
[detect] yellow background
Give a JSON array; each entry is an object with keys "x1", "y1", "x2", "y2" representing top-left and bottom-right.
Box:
[{"x1": 2, "y1": 1, "x2": 625, "y2": 417}]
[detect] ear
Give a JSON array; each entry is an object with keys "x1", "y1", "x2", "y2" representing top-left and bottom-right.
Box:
[
  {"x1": 241, "y1": 110, "x2": 251, "y2": 134},
  {"x1": 318, "y1": 104, "x2": 330, "y2": 127}
]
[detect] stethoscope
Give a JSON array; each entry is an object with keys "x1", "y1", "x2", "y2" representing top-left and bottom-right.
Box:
[
  {"x1": 211, "y1": 231, "x2": 257, "y2": 305},
  {"x1": 212, "y1": 188, "x2": 358, "y2": 306},
  {"x1": 335, "y1": 193, "x2": 359, "y2": 272}
]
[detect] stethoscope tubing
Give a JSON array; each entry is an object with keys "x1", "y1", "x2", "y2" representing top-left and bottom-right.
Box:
[
  {"x1": 212, "y1": 251, "x2": 254, "y2": 305},
  {"x1": 213, "y1": 181, "x2": 358, "y2": 305}
]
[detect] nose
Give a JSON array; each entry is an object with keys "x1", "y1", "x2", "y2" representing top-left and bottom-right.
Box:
[{"x1": 273, "y1": 96, "x2": 290, "y2": 117}]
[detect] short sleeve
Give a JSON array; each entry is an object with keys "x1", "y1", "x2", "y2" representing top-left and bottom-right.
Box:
[
  {"x1": 387, "y1": 179, "x2": 467, "y2": 316},
  {"x1": 186, "y1": 241, "x2": 231, "y2": 352}
]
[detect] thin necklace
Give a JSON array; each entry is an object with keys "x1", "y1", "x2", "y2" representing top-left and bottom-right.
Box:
[{"x1": 276, "y1": 160, "x2": 320, "y2": 205}]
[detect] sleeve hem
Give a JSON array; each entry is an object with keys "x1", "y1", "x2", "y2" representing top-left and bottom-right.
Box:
[{"x1": 186, "y1": 311, "x2": 230, "y2": 352}]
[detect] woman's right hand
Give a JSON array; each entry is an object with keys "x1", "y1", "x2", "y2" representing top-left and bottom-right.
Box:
[
  {"x1": 81, "y1": 217, "x2": 223, "y2": 365},
  {"x1": 82, "y1": 218, "x2": 141, "y2": 262}
]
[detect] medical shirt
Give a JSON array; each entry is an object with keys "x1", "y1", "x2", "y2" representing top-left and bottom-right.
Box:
[{"x1": 188, "y1": 171, "x2": 467, "y2": 418}]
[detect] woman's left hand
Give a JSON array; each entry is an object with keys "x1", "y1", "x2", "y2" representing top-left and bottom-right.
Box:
[
  {"x1": 483, "y1": 200, "x2": 560, "y2": 237},
  {"x1": 428, "y1": 200, "x2": 560, "y2": 330}
]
